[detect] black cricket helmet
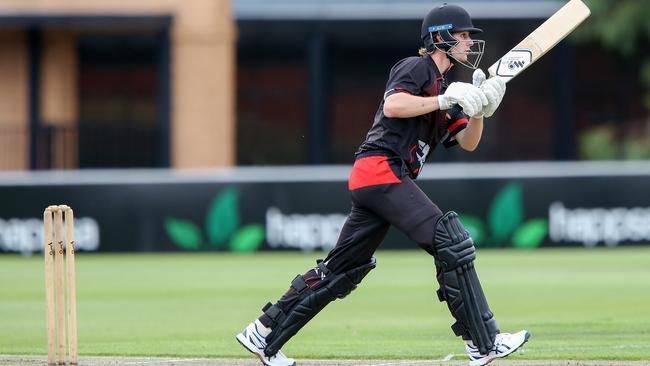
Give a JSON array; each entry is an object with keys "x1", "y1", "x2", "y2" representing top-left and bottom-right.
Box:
[{"x1": 421, "y1": 3, "x2": 485, "y2": 69}]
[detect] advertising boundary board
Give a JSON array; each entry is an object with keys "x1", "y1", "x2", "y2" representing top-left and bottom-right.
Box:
[{"x1": 1, "y1": 162, "x2": 649, "y2": 254}]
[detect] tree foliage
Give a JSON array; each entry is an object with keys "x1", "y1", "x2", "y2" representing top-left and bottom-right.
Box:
[{"x1": 573, "y1": 0, "x2": 650, "y2": 107}]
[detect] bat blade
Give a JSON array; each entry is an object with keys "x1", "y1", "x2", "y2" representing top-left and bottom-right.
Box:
[{"x1": 487, "y1": 0, "x2": 591, "y2": 83}]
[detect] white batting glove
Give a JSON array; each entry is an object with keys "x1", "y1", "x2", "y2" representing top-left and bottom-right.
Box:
[
  {"x1": 481, "y1": 76, "x2": 506, "y2": 118},
  {"x1": 438, "y1": 82, "x2": 488, "y2": 118},
  {"x1": 472, "y1": 69, "x2": 506, "y2": 118}
]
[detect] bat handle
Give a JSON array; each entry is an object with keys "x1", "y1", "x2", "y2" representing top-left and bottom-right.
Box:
[{"x1": 445, "y1": 104, "x2": 464, "y2": 119}]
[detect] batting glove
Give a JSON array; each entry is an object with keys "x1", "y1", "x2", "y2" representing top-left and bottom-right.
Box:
[
  {"x1": 472, "y1": 69, "x2": 506, "y2": 118},
  {"x1": 438, "y1": 81, "x2": 488, "y2": 118}
]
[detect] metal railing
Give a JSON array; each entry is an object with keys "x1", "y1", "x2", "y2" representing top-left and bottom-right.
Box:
[{"x1": 0, "y1": 123, "x2": 161, "y2": 170}]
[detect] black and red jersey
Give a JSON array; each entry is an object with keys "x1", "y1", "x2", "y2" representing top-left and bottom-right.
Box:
[{"x1": 355, "y1": 55, "x2": 467, "y2": 179}]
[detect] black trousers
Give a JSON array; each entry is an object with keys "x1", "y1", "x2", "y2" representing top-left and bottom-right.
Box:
[
  {"x1": 325, "y1": 172, "x2": 443, "y2": 272},
  {"x1": 259, "y1": 157, "x2": 443, "y2": 327}
]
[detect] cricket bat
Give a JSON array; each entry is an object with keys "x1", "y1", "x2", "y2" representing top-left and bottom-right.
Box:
[
  {"x1": 487, "y1": 0, "x2": 591, "y2": 83},
  {"x1": 447, "y1": 0, "x2": 590, "y2": 119}
]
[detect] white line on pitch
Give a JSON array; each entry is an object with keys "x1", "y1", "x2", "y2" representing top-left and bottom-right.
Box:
[
  {"x1": 370, "y1": 354, "x2": 456, "y2": 366},
  {"x1": 122, "y1": 359, "x2": 208, "y2": 365}
]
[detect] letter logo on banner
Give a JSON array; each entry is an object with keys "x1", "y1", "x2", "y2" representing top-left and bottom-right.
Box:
[
  {"x1": 0, "y1": 217, "x2": 100, "y2": 255},
  {"x1": 548, "y1": 201, "x2": 650, "y2": 247},
  {"x1": 266, "y1": 207, "x2": 347, "y2": 251}
]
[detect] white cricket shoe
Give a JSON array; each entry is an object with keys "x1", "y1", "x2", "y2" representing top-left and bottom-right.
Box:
[
  {"x1": 236, "y1": 320, "x2": 296, "y2": 366},
  {"x1": 466, "y1": 330, "x2": 530, "y2": 366}
]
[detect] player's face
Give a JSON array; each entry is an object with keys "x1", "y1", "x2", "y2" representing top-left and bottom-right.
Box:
[{"x1": 451, "y1": 31, "x2": 473, "y2": 61}]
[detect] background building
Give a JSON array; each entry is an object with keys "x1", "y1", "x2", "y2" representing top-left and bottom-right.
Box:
[
  {"x1": 0, "y1": 0, "x2": 235, "y2": 170},
  {"x1": 234, "y1": 0, "x2": 648, "y2": 165},
  {"x1": 0, "y1": 1, "x2": 647, "y2": 170}
]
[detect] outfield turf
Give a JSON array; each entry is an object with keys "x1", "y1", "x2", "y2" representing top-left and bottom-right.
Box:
[{"x1": 1, "y1": 248, "x2": 650, "y2": 362}]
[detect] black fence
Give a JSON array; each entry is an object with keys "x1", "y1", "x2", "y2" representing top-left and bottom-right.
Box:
[
  {"x1": 76, "y1": 123, "x2": 161, "y2": 168},
  {"x1": 0, "y1": 123, "x2": 162, "y2": 169}
]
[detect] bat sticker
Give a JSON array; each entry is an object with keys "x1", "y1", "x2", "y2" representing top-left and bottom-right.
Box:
[{"x1": 495, "y1": 49, "x2": 533, "y2": 78}]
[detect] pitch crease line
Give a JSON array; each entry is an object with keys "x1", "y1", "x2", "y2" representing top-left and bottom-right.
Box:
[
  {"x1": 370, "y1": 354, "x2": 456, "y2": 366},
  {"x1": 122, "y1": 358, "x2": 208, "y2": 365}
]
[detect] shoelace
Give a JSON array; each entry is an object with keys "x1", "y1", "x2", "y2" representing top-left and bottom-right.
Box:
[{"x1": 467, "y1": 336, "x2": 510, "y2": 355}]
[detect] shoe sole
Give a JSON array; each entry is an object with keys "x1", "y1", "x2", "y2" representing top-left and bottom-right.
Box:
[
  {"x1": 236, "y1": 331, "x2": 530, "y2": 366},
  {"x1": 235, "y1": 334, "x2": 267, "y2": 365},
  {"x1": 235, "y1": 333, "x2": 296, "y2": 366},
  {"x1": 470, "y1": 331, "x2": 531, "y2": 366}
]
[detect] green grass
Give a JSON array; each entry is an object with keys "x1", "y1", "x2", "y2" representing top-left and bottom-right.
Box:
[{"x1": 1, "y1": 248, "x2": 650, "y2": 360}]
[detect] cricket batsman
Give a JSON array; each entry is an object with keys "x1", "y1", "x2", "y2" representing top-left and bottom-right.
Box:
[{"x1": 237, "y1": 3, "x2": 530, "y2": 366}]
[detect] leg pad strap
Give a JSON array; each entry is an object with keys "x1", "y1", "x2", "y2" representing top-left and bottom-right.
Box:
[
  {"x1": 261, "y1": 302, "x2": 286, "y2": 329},
  {"x1": 262, "y1": 257, "x2": 376, "y2": 357}
]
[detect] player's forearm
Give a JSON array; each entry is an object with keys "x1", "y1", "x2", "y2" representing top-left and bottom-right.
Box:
[
  {"x1": 383, "y1": 93, "x2": 440, "y2": 118},
  {"x1": 456, "y1": 116, "x2": 483, "y2": 151}
]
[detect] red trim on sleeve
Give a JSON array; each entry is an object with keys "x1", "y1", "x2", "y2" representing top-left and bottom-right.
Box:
[
  {"x1": 393, "y1": 87, "x2": 413, "y2": 95},
  {"x1": 447, "y1": 118, "x2": 468, "y2": 133},
  {"x1": 348, "y1": 156, "x2": 401, "y2": 190}
]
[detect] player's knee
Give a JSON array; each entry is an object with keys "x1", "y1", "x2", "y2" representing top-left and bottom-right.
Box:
[{"x1": 433, "y1": 211, "x2": 476, "y2": 270}]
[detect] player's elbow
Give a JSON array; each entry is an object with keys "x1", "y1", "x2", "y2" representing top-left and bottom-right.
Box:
[
  {"x1": 459, "y1": 139, "x2": 479, "y2": 151},
  {"x1": 383, "y1": 101, "x2": 399, "y2": 118},
  {"x1": 383, "y1": 93, "x2": 408, "y2": 118},
  {"x1": 461, "y1": 143, "x2": 478, "y2": 152}
]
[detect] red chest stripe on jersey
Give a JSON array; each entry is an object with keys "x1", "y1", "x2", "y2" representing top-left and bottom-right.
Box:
[
  {"x1": 348, "y1": 156, "x2": 401, "y2": 190},
  {"x1": 447, "y1": 117, "x2": 468, "y2": 132}
]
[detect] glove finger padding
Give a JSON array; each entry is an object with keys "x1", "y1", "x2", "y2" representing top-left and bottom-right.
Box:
[
  {"x1": 440, "y1": 82, "x2": 489, "y2": 117},
  {"x1": 438, "y1": 82, "x2": 466, "y2": 110},
  {"x1": 458, "y1": 99, "x2": 478, "y2": 118},
  {"x1": 480, "y1": 77, "x2": 506, "y2": 118},
  {"x1": 476, "y1": 87, "x2": 489, "y2": 107},
  {"x1": 485, "y1": 77, "x2": 506, "y2": 98},
  {"x1": 482, "y1": 83, "x2": 499, "y2": 105},
  {"x1": 494, "y1": 76, "x2": 506, "y2": 91},
  {"x1": 467, "y1": 86, "x2": 488, "y2": 118}
]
